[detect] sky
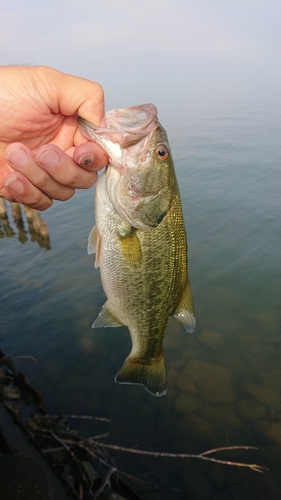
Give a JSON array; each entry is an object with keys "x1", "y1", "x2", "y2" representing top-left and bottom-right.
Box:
[{"x1": 0, "y1": 0, "x2": 280, "y2": 87}]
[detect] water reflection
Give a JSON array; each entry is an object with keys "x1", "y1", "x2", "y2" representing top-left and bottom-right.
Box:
[{"x1": 0, "y1": 199, "x2": 50, "y2": 249}]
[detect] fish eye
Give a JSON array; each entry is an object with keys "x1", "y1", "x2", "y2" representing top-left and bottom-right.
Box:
[{"x1": 156, "y1": 145, "x2": 169, "y2": 161}]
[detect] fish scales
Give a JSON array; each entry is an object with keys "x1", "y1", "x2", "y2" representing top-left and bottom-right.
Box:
[
  {"x1": 98, "y1": 193, "x2": 187, "y2": 351},
  {"x1": 78, "y1": 104, "x2": 195, "y2": 396}
]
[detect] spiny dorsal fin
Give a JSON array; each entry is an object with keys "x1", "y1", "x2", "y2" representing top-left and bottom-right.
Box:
[
  {"x1": 115, "y1": 353, "x2": 167, "y2": 397},
  {"x1": 172, "y1": 280, "x2": 196, "y2": 333},
  {"x1": 92, "y1": 301, "x2": 124, "y2": 328}
]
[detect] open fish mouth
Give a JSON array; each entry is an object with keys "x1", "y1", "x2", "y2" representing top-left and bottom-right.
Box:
[{"x1": 78, "y1": 103, "x2": 159, "y2": 148}]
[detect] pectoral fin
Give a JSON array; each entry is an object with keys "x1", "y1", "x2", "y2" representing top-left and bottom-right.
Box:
[
  {"x1": 87, "y1": 225, "x2": 101, "y2": 268},
  {"x1": 117, "y1": 228, "x2": 142, "y2": 267},
  {"x1": 172, "y1": 281, "x2": 196, "y2": 333},
  {"x1": 93, "y1": 301, "x2": 124, "y2": 328},
  {"x1": 115, "y1": 353, "x2": 167, "y2": 397}
]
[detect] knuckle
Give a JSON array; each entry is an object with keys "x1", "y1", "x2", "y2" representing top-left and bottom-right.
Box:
[
  {"x1": 81, "y1": 174, "x2": 97, "y2": 189},
  {"x1": 91, "y1": 82, "x2": 104, "y2": 100},
  {"x1": 34, "y1": 172, "x2": 50, "y2": 190},
  {"x1": 54, "y1": 188, "x2": 74, "y2": 202},
  {"x1": 71, "y1": 171, "x2": 97, "y2": 189},
  {"x1": 30, "y1": 190, "x2": 43, "y2": 207},
  {"x1": 24, "y1": 193, "x2": 53, "y2": 211},
  {"x1": 38, "y1": 199, "x2": 53, "y2": 211}
]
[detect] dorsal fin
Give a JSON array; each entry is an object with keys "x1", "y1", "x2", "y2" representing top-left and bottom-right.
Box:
[{"x1": 172, "y1": 280, "x2": 196, "y2": 333}]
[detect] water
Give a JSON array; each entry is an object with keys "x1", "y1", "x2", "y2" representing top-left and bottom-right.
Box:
[{"x1": 1, "y1": 79, "x2": 280, "y2": 499}]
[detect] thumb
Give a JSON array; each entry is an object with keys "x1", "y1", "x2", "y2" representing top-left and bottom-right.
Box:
[{"x1": 59, "y1": 72, "x2": 105, "y2": 125}]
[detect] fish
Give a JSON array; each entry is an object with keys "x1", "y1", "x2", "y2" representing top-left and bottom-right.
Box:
[{"x1": 78, "y1": 104, "x2": 195, "y2": 397}]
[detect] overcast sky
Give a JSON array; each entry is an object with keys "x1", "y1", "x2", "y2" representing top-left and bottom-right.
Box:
[{"x1": 0, "y1": 0, "x2": 280, "y2": 86}]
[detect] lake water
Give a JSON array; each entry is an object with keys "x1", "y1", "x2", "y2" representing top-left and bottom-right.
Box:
[{"x1": 0, "y1": 79, "x2": 280, "y2": 499}]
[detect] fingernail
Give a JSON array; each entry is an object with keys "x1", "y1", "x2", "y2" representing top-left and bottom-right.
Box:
[
  {"x1": 4, "y1": 176, "x2": 24, "y2": 194},
  {"x1": 39, "y1": 149, "x2": 60, "y2": 169},
  {"x1": 6, "y1": 147, "x2": 29, "y2": 169},
  {"x1": 78, "y1": 153, "x2": 95, "y2": 166}
]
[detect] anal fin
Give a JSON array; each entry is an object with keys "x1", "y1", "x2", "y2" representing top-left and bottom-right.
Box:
[{"x1": 93, "y1": 301, "x2": 124, "y2": 328}]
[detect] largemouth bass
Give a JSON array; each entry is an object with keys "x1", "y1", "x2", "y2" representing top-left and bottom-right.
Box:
[{"x1": 78, "y1": 104, "x2": 195, "y2": 397}]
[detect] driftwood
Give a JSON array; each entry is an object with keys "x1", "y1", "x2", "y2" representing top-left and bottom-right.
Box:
[
  {"x1": 0, "y1": 350, "x2": 266, "y2": 499},
  {"x1": 0, "y1": 200, "x2": 50, "y2": 248}
]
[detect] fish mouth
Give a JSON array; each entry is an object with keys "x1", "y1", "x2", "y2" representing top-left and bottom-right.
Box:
[{"x1": 78, "y1": 103, "x2": 159, "y2": 149}]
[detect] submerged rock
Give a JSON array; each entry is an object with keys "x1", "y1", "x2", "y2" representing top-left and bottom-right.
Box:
[
  {"x1": 256, "y1": 421, "x2": 281, "y2": 446},
  {"x1": 174, "y1": 392, "x2": 203, "y2": 414},
  {"x1": 262, "y1": 372, "x2": 281, "y2": 389},
  {"x1": 198, "y1": 402, "x2": 241, "y2": 429},
  {"x1": 241, "y1": 382, "x2": 280, "y2": 406},
  {"x1": 197, "y1": 329, "x2": 225, "y2": 349},
  {"x1": 184, "y1": 359, "x2": 236, "y2": 404},
  {"x1": 177, "y1": 413, "x2": 213, "y2": 442},
  {"x1": 236, "y1": 397, "x2": 267, "y2": 421},
  {"x1": 176, "y1": 371, "x2": 198, "y2": 393}
]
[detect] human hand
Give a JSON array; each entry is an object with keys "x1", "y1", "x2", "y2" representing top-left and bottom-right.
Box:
[{"x1": 0, "y1": 66, "x2": 108, "y2": 210}]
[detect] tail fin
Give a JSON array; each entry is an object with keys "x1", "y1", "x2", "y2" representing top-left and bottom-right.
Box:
[{"x1": 115, "y1": 354, "x2": 167, "y2": 397}]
